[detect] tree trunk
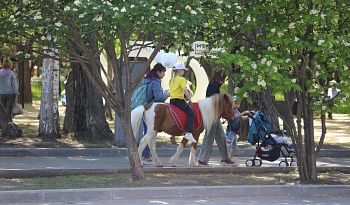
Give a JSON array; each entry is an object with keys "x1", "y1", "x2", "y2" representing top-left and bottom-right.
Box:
[
  {"x1": 63, "y1": 62, "x2": 113, "y2": 141},
  {"x1": 52, "y1": 58, "x2": 61, "y2": 137},
  {"x1": 38, "y1": 49, "x2": 60, "y2": 139},
  {"x1": 0, "y1": 102, "x2": 22, "y2": 138},
  {"x1": 121, "y1": 111, "x2": 145, "y2": 180},
  {"x1": 23, "y1": 48, "x2": 33, "y2": 104}
]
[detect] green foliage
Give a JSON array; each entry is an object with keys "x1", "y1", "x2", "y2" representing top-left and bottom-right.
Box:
[{"x1": 202, "y1": 0, "x2": 349, "y2": 113}]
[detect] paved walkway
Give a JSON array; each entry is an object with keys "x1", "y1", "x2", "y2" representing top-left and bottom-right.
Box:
[{"x1": 0, "y1": 148, "x2": 349, "y2": 204}]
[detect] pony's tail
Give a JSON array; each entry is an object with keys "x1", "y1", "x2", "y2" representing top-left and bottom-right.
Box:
[{"x1": 131, "y1": 105, "x2": 145, "y2": 139}]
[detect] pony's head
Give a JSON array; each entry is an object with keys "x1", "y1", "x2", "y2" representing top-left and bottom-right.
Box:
[
  {"x1": 219, "y1": 92, "x2": 235, "y2": 120},
  {"x1": 198, "y1": 92, "x2": 235, "y2": 132}
]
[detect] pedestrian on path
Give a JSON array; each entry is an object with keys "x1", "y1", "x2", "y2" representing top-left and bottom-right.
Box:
[{"x1": 0, "y1": 59, "x2": 19, "y2": 119}]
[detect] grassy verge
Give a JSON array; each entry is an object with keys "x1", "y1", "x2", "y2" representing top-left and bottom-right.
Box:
[{"x1": 0, "y1": 171, "x2": 349, "y2": 191}]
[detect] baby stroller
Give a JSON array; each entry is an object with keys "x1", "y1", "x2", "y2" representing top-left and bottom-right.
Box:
[{"x1": 245, "y1": 111, "x2": 295, "y2": 167}]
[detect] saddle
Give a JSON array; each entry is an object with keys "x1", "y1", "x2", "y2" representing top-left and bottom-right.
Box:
[{"x1": 167, "y1": 103, "x2": 203, "y2": 132}]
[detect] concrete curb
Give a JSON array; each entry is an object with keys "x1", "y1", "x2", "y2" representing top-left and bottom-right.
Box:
[
  {"x1": 1, "y1": 148, "x2": 349, "y2": 157},
  {"x1": 1, "y1": 185, "x2": 349, "y2": 204},
  {"x1": 1, "y1": 166, "x2": 349, "y2": 179}
]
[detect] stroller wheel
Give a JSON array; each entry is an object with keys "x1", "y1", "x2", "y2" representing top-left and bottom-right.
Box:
[
  {"x1": 245, "y1": 159, "x2": 255, "y2": 167},
  {"x1": 279, "y1": 161, "x2": 288, "y2": 167},
  {"x1": 254, "y1": 159, "x2": 262, "y2": 167}
]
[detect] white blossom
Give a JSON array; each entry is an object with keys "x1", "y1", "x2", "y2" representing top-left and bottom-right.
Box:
[
  {"x1": 234, "y1": 87, "x2": 239, "y2": 94},
  {"x1": 79, "y1": 14, "x2": 84, "y2": 18},
  {"x1": 243, "y1": 92, "x2": 248, "y2": 98},
  {"x1": 277, "y1": 31, "x2": 284, "y2": 37},
  {"x1": 247, "y1": 15, "x2": 251, "y2": 22},
  {"x1": 41, "y1": 36, "x2": 46, "y2": 40},
  {"x1": 185, "y1": 5, "x2": 191, "y2": 10},
  {"x1": 295, "y1": 37, "x2": 299, "y2": 42},
  {"x1": 291, "y1": 79, "x2": 296, "y2": 83},
  {"x1": 267, "y1": 60, "x2": 272, "y2": 66},
  {"x1": 251, "y1": 62, "x2": 257, "y2": 69},
  {"x1": 240, "y1": 47, "x2": 245, "y2": 52},
  {"x1": 130, "y1": 4, "x2": 134, "y2": 9},
  {"x1": 289, "y1": 23, "x2": 295, "y2": 29},
  {"x1": 310, "y1": 10, "x2": 317, "y2": 15},
  {"x1": 121, "y1": 7, "x2": 126, "y2": 12},
  {"x1": 172, "y1": 16, "x2": 177, "y2": 20},
  {"x1": 285, "y1": 58, "x2": 291, "y2": 63},
  {"x1": 271, "y1": 28, "x2": 276, "y2": 33},
  {"x1": 64, "y1": 6, "x2": 70, "y2": 11},
  {"x1": 321, "y1": 14, "x2": 326, "y2": 19},
  {"x1": 257, "y1": 79, "x2": 266, "y2": 87},
  {"x1": 190, "y1": 10, "x2": 197, "y2": 15},
  {"x1": 318, "y1": 39, "x2": 325, "y2": 45},
  {"x1": 273, "y1": 66, "x2": 278, "y2": 73},
  {"x1": 96, "y1": 16, "x2": 102, "y2": 21},
  {"x1": 344, "y1": 65, "x2": 348, "y2": 71},
  {"x1": 24, "y1": 53, "x2": 30, "y2": 58},
  {"x1": 55, "y1": 22, "x2": 62, "y2": 27},
  {"x1": 154, "y1": 11, "x2": 159, "y2": 16}
]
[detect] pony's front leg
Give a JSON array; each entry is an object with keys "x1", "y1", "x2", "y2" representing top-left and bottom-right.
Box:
[
  {"x1": 169, "y1": 141, "x2": 186, "y2": 167},
  {"x1": 148, "y1": 133, "x2": 163, "y2": 167},
  {"x1": 189, "y1": 143, "x2": 198, "y2": 167}
]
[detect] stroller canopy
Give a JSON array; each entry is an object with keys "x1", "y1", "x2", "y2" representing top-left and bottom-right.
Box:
[{"x1": 247, "y1": 111, "x2": 272, "y2": 145}]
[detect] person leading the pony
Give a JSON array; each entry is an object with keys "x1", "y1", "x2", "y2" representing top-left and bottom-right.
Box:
[{"x1": 169, "y1": 63, "x2": 197, "y2": 143}]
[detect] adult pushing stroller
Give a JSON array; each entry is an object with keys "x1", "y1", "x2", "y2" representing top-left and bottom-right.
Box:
[{"x1": 245, "y1": 111, "x2": 295, "y2": 167}]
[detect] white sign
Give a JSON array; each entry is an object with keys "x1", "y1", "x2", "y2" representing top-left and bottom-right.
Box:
[{"x1": 190, "y1": 41, "x2": 225, "y2": 58}]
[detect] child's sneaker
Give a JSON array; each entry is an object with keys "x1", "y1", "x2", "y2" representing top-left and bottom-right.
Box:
[
  {"x1": 220, "y1": 159, "x2": 239, "y2": 167},
  {"x1": 184, "y1": 133, "x2": 197, "y2": 143},
  {"x1": 141, "y1": 159, "x2": 153, "y2": 165},
  {"x1": 288, "y1": 145, "x2": 295, "y2": 154}
]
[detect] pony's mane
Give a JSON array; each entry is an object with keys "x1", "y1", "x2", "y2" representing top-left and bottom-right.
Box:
[{"x1": 198, "y1": 93, "x2": 232, "y2": 132}]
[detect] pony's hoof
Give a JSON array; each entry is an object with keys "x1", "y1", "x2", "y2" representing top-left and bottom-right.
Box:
[
  {"x1": 154, "y1": 162, "x2": 163, "y2": 167},
  {"x1": 171, "y1": 164, "x2": 177, "y2": 167}
]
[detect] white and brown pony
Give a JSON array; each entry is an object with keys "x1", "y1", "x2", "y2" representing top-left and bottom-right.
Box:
[{"x1": 131, "y1": 92, "x2": 235, "y2": 167}]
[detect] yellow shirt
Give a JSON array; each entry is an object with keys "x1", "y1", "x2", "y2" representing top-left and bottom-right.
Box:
[{"x1": 169, "y1": 76, "x2": 187, "y2": 100}]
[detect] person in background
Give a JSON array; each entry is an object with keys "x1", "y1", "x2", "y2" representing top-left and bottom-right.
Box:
[
  {"x1": 169, "y1": 62, "x2": 197, "y2": 143},
  {"x1": 226, "y1": 96, "x2": 250, "y2": 160},
  {"x1": 0, "y1": 59, "x2": 19, "y2": 119},
  {"x1": 141, "y1": 63, "x2": 170, "y2": 165}
]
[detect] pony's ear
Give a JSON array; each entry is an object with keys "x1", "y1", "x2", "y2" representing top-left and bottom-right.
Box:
[{"x1": 222, "y1": 92, "x2": 232, "y2": 105}]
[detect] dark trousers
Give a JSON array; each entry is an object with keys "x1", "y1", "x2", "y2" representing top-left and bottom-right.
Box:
[
  {"x1": 170, "y1": 98, "x2": 194, "y2": 133},
  {"x1": 0, "y1": 94, "x2": 15, "y2": 118}
]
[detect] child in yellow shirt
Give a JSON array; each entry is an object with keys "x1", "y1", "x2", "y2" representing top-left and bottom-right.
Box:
[{"x1": 169, "y1": 63, "x2": 197, "y2": 143}]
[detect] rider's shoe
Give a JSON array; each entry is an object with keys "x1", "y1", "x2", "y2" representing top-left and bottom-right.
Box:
[{"x1": 184, "y1": 133, "x2": 197, "y2": 143}]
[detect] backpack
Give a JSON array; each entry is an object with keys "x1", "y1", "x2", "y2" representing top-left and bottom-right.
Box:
[{"x1": 131, "y1": 84, "x2": 149, "y2": 109}]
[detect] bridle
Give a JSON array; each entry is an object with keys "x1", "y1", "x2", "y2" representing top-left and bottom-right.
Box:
[{"x1": 221, "y1": 103, "x2": 235, "y2": 119}]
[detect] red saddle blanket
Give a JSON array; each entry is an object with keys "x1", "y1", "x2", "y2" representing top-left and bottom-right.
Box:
[{"x1": 167, "y1": 103, "x2": 203, "y2": 132}]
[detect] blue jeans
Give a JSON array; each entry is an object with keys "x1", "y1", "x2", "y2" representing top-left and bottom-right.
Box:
[
  {"x1": 141, "y1": 120, "x2": 150, "y2": 159},
  {"x1": 170, "y1": 98, "x2": 194, "y2": 133}
]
